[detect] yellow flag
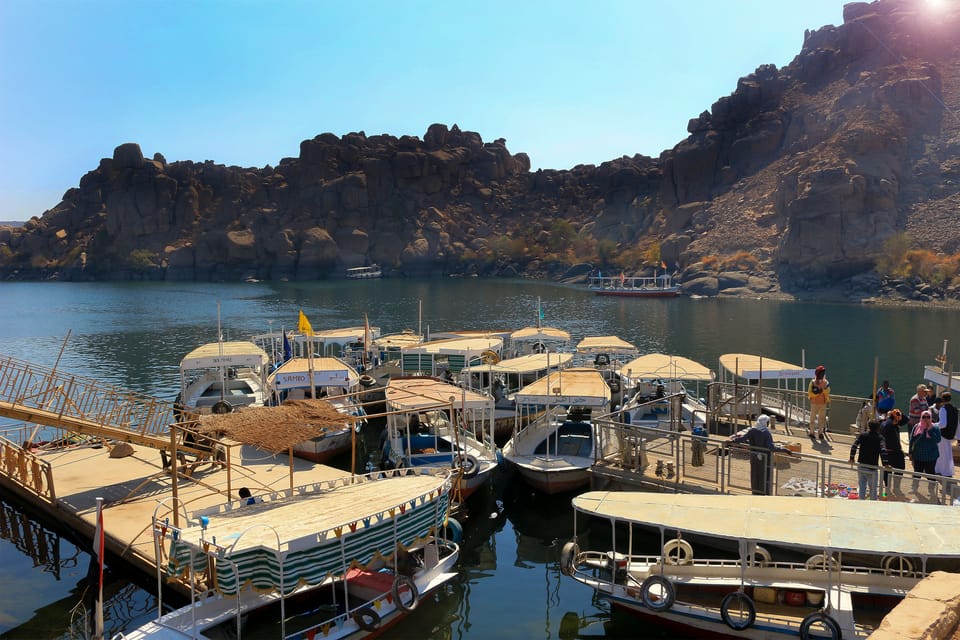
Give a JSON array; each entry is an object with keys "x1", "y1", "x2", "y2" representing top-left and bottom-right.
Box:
[{"x1": 298, "y1": 309, "x2": 314, "y2": 337}]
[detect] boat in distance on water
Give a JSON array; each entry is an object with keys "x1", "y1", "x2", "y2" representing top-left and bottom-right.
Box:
[
  {"x1": 588, "y1": 273, "x2": 680, "y2": 297},
  {"x1": 562, "y1": 492, "x2": 960, "y2": 639},
  {"x1": 346, "y1": 264, "x2": 382, "y2": 279}
]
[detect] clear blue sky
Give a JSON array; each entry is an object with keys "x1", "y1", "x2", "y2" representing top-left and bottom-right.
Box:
[{"x1": 0, "y1": 0, "x2": 849, "y2": 221}]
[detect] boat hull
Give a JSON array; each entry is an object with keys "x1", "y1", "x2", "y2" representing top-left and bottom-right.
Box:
[
  {"x1": 292, "y1": 430, "x2": 353, "y2": 463},
  {"x1": 591, "y1": 288, "x2": 679, "y2": 297},
  {"x1": 509, "y1": 456, "x2": 592, "y2": 495}
]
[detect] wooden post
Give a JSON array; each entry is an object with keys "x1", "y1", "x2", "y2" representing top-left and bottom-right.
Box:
[
  {"x1": 289, "y1": 446, "x2": 294, "y2": 493},
  {"x1": 225, "y1": 443, "x2": 232, "y2": 502}
]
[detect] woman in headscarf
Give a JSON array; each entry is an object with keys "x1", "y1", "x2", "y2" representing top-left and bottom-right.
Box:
[{"x1": 909, "y1": 409, "x2": 941, "y2": 477}]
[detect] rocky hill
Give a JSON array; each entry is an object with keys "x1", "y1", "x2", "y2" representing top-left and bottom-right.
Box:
[{"x1": 1, "y1": 0, "x2": 958, "y2": 302}]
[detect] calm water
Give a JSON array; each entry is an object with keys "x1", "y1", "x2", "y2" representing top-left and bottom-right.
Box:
[{"x1": 0, "y1": 279, "x2": 958, "y2": 639}]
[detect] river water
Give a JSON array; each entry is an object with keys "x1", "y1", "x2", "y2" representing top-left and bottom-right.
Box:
[{"x1": 0, "y1": 279, "x2": 957, "y2": 639}]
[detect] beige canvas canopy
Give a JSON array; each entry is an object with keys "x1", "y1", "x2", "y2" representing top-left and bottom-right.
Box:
[
  {"x1": 179, "y1": 341, "x2": 270, "y2": 370},
  {"x1": 576, "y1": 336, "x2": 637, "y2": 354},
  {"x1": 510, "y1": 326, "x2": 571, "y2": 343},
  {"x1": 385, "y1": 377, "x2": 494, "y2": 412},
  {"x1": 461, "y1": 352, "x2": 573, "y2": 374},
  {"x1": 268, "y1": 357, "x2": 360, "y2": 391},
  {"x1": 373, "y1": 331, "x2": 423, "y2": 350},
  {"x1": 514, "y1": 368, "x2": 611, "y2": 407},
  {"x1": 573, "y1": 492, "x2": 960, "y2": 558},
  {"x1": 403, "y1": 336, "x2": 503, "y2": 356},
  {"x1": 719, "y1": 353, "x2": 815, "y2": 380},
  {"x1": 620, "y1": 353, "x2": 714, "y2": 382}
]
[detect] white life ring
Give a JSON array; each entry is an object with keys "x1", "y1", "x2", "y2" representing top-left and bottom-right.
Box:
[
  {"x1": 799, "y1": 611, "x2": 841, "y2": 640},
  {"x1": 882, "y1": 554, "x2": 914, "y2": 577},
  {"x1": 662, "y1": 538, "x2": 693, "y2": 565},
  {"x1": 750, "y1": 545, "x2": 772, "y2": 568},
  {"x1": 640, "y1": 575, "x2": 676, "y2": 611},
  {"x1": 559, "y1": 541, "x2": 580, "y2": 576},
  {"x1": 392, "y1": 574, "x2": 419, "y2": 612},
  {"x1": 804, "y1": 554, "x2": 839, "y2": 571},
  {"x1": 457, "y1": 454, "x2": 480, "y2": 479},
  {"x1": 720, "y1": 591, "x2": 756, "y2": 630}
]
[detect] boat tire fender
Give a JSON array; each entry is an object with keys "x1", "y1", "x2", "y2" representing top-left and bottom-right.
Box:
[
  {"x1": 640, "y1": 575, "x2": 676, "y2": 611},
  {"x1": 751, "y1": 545, "x2": 772, "y2": 568},
  {"x1": 799, "y1": 611, "x2": 841, "y2": 640},
  {"x1": 805, "y1": 553, "x2": 839, "y2": 571},
  {"x1": 662, "y1": 538, "x2": 693, "y2": 565},
  {"x1": 211, "y1": 400, "x2": 233, "y2": 414},
  {"x1": 359, "y1": 374, "x2": 376, "y2": 388},
  {"x1": 441, "y1": 517, "x2": 463, "y2": 544},
  {"x1": 352, "y1": 606, "x2": 381, "y2": 632},
  {"x1": 458, "y1": 454, "x2": 480, "y2": 479},
  {"x1": 392, "y1": 574, "x2": 419, "y2": 612},
  {"x1": 559, "y1": 541, "x2": 580, "y2": 577},
  {"x1": 882, "y1": 554, "x2": 914, "y2": 577},
  {"x1": 720, "y1": 591, "x2": 756, "y2": 630}
]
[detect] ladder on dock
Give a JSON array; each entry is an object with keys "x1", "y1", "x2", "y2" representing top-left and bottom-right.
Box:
[{"x1": 0, "y1": 353, "x2": 180, "y2": 450}]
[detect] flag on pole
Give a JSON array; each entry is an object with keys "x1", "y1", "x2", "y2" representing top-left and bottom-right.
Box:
[
  {"x1": 86, "y1": 497, "x2": 105, "y2": 640},
  {"x1": 298, "y1": 310, "x2": 314, "y2": 337},
  {"x1": 282, "y1": 331, "x2": 292, "y2": 362},
  {"x1": 363, "y1": 313, "x2": 373, "y2": 366}
]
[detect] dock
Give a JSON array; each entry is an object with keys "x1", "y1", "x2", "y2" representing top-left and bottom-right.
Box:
[{"x1": 0, "y1": 354, "x2": 353, "y2": 593}]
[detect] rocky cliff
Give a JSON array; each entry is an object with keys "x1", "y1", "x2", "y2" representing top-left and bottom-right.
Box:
[{"x1": 1, "y1": 0, "x2": 959, "y2": 301}]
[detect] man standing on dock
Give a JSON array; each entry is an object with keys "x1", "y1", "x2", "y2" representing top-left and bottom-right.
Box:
[
  {"x1": 730, "y1": 415, "x2": 795, "y2": 495},
  {"x1": 807, "y1": 365, "x2": 830, "y2": 442},
  {"x1": 849, "y1": 419, "x2": 889, "y2": 500}
]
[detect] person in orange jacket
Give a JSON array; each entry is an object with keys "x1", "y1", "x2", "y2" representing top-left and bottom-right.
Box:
[{"x1": 807, "y1": 364, "x2": 830, "y2": 442}]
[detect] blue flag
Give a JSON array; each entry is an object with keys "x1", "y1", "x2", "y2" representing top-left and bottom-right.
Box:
[{"x1": 282, "y1": 332, "x2": 292, "y2": 361}]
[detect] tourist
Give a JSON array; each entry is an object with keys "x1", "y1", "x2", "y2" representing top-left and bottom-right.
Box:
[
  {"x1": 909, "y1": 410, "x2": 941, "y2": 495},
  {"x1": 875, "y1": 380, "x2": 895, "y2": 415},
  {"x1": 807, "y1": 365, "x2": 830, "y2": 442},
  {"x1": 935, "y1": 392, "x2": 957, "y2": 477},
  {"x1": 908, "y1": 384, "x2": 929, "y2": 427},
  {"x1": 729, "y1": 415, "x2": 794, "y2": 495},
  {"x1": 238, "y1": 486, "x2": 256, "y2": 505},
  {"x1": 880, "y1": 409, "x2": 907, "y2": 495},
  {"x1": 849, "y1": 419, "x2": 889, "y2": 500}
]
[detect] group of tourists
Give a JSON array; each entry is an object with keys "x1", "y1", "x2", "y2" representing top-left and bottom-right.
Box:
[{"x1": 849, "y1": 380, "x2": 959, "y2": 499}]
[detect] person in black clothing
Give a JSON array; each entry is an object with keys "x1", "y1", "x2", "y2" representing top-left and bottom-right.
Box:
[
  {"x1": 879, "y1": 409, "x2": 907, "y2": 496},
  {"x1": 935, "y1": 392, "x2": 957, "y2": 477},
  {"x1": 850, "y1": 419, "x2": 889, "y2": 500},
  {"x1": 729, "y1": 415, "x2": 794, "y2": 495}
]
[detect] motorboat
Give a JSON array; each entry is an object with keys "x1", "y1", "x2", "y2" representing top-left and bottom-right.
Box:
[
  {"x1": 267, "y1": 356, "x2": 365, "y2": 463},
  {"x1": 617, "y1": 353, "x2": 714, "y2": 432},
  {"x1": 177, "y1": 341, "x2": 270, "y2": 415},
  {"x1": 381, "y1": 376, "x2": 499, "y2": 499},
  {"x1": 121, "y1": 468, "x2": 459, "y2": 640},
  {"x1": 501, "y1": 368, "x2": 612, "y2": 494},
  {"x1": 345, "y1": 264, "x2": 382, "y2": 279},
  {"x1": 588, "y1": 272, "x2": 680, "y2": 297},
  {"x1": 562, "y1": 492, "x2": 959, "y2": 639},
  {"x1": 460, "y1": 351, "x2": 574, "y2": 441}
]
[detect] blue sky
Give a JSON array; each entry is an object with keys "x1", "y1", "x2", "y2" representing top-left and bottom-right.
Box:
[{"x1": 0, "y1": 0, "x2": 849, "y2": 221}]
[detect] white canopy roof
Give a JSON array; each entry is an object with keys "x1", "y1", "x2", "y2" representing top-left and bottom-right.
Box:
[
  {"x1": 620, "y1": 353, "x2": 714, "y2": 382},
  {"x1": 461, "y1": 352, "x2": 574, "y2": 374},
  {"x1": 925, "y1": 365, "x2": 960, "y2": 393},
  {"x1": 576, "y1": 336, "x2": 637, "y2": 354},
  {"x1": 385, "y1": 377, "x2": 494, "y2": 411},
  {"x1": 719, "y1": 353, "x2": 815, "y2": 380},
  {"x1": 514, "y1": 368, "x2": 611, "y2": 407},
  {"x1": 510, "y1": 326, "x2": 571, "y2": 343},
  {"x1": 374, "y1": 331, "x2": 423, "y2": 350},
  {"x1": 267, "y1": 357, "x2": 359, "y2": 391},
  {"x1": 402, "y1": 336, "x2": 502, "y2": 356},
  {"x1": 295, "y1": 326, "x2": 381, "y2": 343},
  {"x1": 573, "y1": 492, "x2": 960, "y2": 558},
  {"x1": 180, "y1": 341, "x2": 270, "y2": 371}
]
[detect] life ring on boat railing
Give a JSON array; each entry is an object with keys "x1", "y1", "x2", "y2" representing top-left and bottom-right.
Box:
[
  {"x1": 359, "y1": 374, "x2": 376, "y2": 388},
  {"x1": 352, "y1": 605, "x2": 381, "y2": 631},
  {"x1": 533, "y1": 341, "x2": 547, "y2": 354},
  {"x1": 662, "y1": 538, "x2": 694, "y2": 565},
  {"x1": 480, "y1": 349, "x2": 501, "y2": 365},
  {"x1": 210, "y1": 400, "x2": 233, "y2": 415},
  {"x1": 804, "y1": 553, "x2": 839, "y2": 572},
  {"x1": 559, "y1": 541, "x2": 580, "y2": 577},
  {"x1": 720, "y1": 591, "x2": 756, "y2": 630},
  {"x1": 640, "y1": 575, "x2": 676, "y2": 611},
  {"x1": 799, "y1": 611, "x2": 841, "y2": 640},
  {"x1": 750, "y1": 545, "x2": 772, "y2": 568},
  {"x1": 440, "y1": 517, "x2": 463, "y2": 544},
  {"x1": 457, "y1": 454, "x2": 480, "y2": 479},
  {"x1": 882, "y1": 554, "x2": 914, "y2": 577},
  {"x1": 392, "y1": 574, "x2": 419, "y2": 612},
  {"x1": 594, "y1": 353, "x2": 610, "y2": 366}
]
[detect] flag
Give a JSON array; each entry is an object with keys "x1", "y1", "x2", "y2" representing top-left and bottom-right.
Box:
[
  {"x1": 363, "y1": 313, "x2": 373, "y2": 365},
  {"x1": 282, "y1": 331, "x2": 292, "y2": 362},
  {"x1": 86, "y1": 497, "x2": 105, "y2": 639},
  {"x1": 298, "y1": 309, "x2": 313, "y2": 337}
]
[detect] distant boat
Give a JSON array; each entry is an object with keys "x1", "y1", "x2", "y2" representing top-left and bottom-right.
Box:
[
  {"x1": 346, "y1": 264, "x2": 382, "y2": 279},
  {"x1": 588, "y1": 273, "x2": 680, "y2": 297}
]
